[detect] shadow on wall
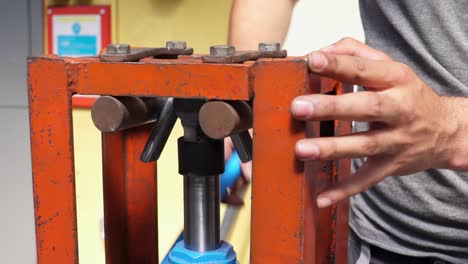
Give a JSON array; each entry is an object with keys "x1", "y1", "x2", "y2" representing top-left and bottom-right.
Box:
[{"x1": 151, "y1": 0, "x2": 183, "y2": 16}]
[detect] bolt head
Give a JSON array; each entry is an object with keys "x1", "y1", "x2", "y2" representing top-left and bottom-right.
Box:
[
  {"x1": 210, "y1": 45, "x2": 236, "y2": 56},
  {"x1": 259, "y1": 42, "x2": 281, "y2": 52},
  {"x1": 107, "y1": 44, "x2": 131, "y2": 54},
  {"x1": 166, "y1": 41, "x2": 187, "y2": 50}
]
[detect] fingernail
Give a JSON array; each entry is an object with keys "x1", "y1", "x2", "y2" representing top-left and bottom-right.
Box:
[
  {"x1": 291, "y1": 98, "x2": 314, "y2": 117},
  {"x1": 295, "y1": 141, "x2": 320, "y2": 159},
  {"x1": 317, "y1": 197, "x2": 332, "y2": 208},
  {"x1": 308, "y1": 52, "x2": 328, "y2": 71},
  {"x1": 320, "y1": 44, "x2": 335, "y2": 52}
]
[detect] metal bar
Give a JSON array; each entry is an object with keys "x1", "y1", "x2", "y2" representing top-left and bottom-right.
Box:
[
  {"x1": 102, "y1": 124, "x2": 158, "y2": 264},
  {"x1": 125, "y1": 125, "x2": 158, "y2": 263},
  {"x1": 333, "y1": 82, "x2": 353, "y2": 264},
  {"x1": 100, "y1": 47, "x2": 194, "y2": 62},
  {"x1": 102, "y1": 131, "x2": 127, "y2": 264},
  {"x1": 250, "y1": 59, "x2": 349, "y2": 264},
  {"x1": 230, "y1": 131, "x2": 252, "y2": 163},
  {"x1": 91, "y1": 96, "x2": 165, "y2": 133},
  {"x1": 303, "y1": 77, "x2": 351, "y2": 264},
  {"x1": 199, "y1": 100, "x2": 252, "y2": 140},
  {"x1": 28, "y1": 57, "x2": 78, "y2": 263},
  {"x1": 65, "y1": 58, "x2": 252, "y2": 100},
  {"x1": 202, "y1": 50, "x2": 287, "y2": 64},
  {"x1": 140, "y1": 98, "x2": 177, "y2": 162},
  {"x1": 183, "y1": 174, "x2": 220, "y2": 252},
  {"x1": 251, "y1": 58, "x2": 312, "y2": 263}
]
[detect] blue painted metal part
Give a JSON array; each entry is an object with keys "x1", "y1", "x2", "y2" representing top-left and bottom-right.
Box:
[
  {"x1": 168, "y1": 241, "x2": 237, "y2": 264},
  {"x1": 162, "y1": 152, "x2": 242, "y2": 264},
  {"x1": 220, "y1": 151, "x2": 242, "y2": 201}
]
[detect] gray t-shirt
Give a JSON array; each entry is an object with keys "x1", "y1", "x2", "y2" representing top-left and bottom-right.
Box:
[{"x1": 352, "y1": 1, "x2": 468, "y2": 263}]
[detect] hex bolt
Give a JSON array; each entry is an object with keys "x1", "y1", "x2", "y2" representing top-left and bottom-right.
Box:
[
  {"x1": 258, "y1": 42, "x2": 281, "y2": 52},
  {"x1": 166, "y1": 41, "x2": 187, "y2": 50},
  {"x1": 107, "y1": 44, "x2": 131, "y2": 54},
  {"x1": 210, "y1": 45, "x2": 236, "y2": 56}
]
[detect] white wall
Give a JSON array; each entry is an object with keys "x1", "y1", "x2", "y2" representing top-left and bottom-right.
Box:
[{"x1": 284, "y1": 0, "x2": 364, "y2": 56}]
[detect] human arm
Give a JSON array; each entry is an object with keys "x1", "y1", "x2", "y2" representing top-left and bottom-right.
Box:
[
  {"x1": 227, "y1": 0, "x2": 297, "y2": 179},
  {"x1": 228, "y1": 0, "x2": 297, "y2": 49},
  {"x1": 291, "y1": 37, "x2": 468, "y2": 208}
]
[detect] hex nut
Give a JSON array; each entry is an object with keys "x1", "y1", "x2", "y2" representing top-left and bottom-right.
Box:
[
  {"x1": 210, "y1": 45, "x2": 236, "y2": 56},
  {"x1": 258, "y1": 42, "x2": 281, "y2": 52},
  {"x1": 166, "y1": 41, "x2": 187, "y2": 50},
  {"x1": 107, "y1": 44, "x2": 131, "y2": 54}
]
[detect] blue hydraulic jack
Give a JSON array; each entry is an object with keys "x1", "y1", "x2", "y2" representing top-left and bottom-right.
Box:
[
  {"x1": 140, "y1": 98, "x2": 251, "y2": 264},
  {"x1": 168, "y1": 241, "x2": 237, "y2": 264}
]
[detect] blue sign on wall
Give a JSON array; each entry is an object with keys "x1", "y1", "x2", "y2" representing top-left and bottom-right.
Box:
[
  {"x1": 57, "y1": 35, "x2": 97, "y2": 56},
  {"x1": 52, "y1": 14, "x2": 102, "y2": 57}
]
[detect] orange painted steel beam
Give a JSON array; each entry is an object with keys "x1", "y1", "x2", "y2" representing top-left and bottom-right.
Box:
[
  {"x1": 65, "y1": 57, "x2": 252, "y2": 100},
  {"x1": 28, "y1": 54, "x2": 350, "y2": 264},
  {"x1": 251, "y1": 61, "x2": 351, "y2": 263},
  {"x1": 305, "y1": 78, "x2": 352, "y2": 264},
  {"x1": 102, "y1": 124, "x2": 158, "y2": 264},
  {"x1": 72, "y1": 95, "x2": 98, "y2": 108},
  {"x1": 333, "y1": 82, "x2": 353, "y2": 264},
  {"x1": 251, "y1": 59, "x2": 312, "y2": 263},
  {"x1": 28, "y1": 58, "x2": 79, "y2": 263}
]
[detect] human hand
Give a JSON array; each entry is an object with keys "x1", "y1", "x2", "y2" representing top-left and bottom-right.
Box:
[{"x1": 291, "y1": 38, "x2": 460, "y2": 208}]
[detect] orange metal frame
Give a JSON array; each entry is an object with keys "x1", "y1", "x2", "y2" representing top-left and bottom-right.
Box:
[{"x1": 28, "y1": 54, "x2": 351, "y2": 263}]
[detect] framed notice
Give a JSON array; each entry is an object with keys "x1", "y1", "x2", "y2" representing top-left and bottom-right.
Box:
[
  {"x1": 47, "y1": 5, "x2": 111, "y2": 107},
  {"x1": 47, "y1": 5, "x2": 110, "y2": 57}
]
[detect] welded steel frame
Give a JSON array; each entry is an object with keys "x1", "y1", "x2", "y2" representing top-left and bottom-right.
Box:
[{"x1": 28, "y1": 54, "x2": 351, "y2": 263}]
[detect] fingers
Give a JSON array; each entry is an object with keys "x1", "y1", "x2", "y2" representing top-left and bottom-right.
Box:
[
  {"x1": 295, "y1": 131, "x2": 388, "y2": 160},
  {"x1": 316, "y1": 157, "x2": 392, "y2": 207},
  {"x1": 307, "y1": 52, "x2": 413, "y2": 88},
  {"x1": 321, "y1": 37, "x2": 392, "y2": 61},
  {"x1": 291, "y1": 92, "x2": 400, "y2": 123}
]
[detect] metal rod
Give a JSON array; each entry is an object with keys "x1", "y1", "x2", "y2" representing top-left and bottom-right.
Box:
[
  {"x1": 91, "y1": 96, "x2": 165, "y2": 133},
  {"x1": 199, "y1": 100, "x2": 253, "y2": 140},
  {"x1": 183, "y1": 173, "x2": 220, "y2": 252},
  {"x1": 140, "y1": 98, "x2": 177, "y2": 162}
]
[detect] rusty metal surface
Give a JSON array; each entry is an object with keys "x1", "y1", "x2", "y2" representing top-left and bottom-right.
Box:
[
  {"x1": 100, "y1": 46, "x2": 193, "y2": 62},
  {"x1": 91, "y1": 96, "x2": 164, "y2": 132},
  {"x1": 64, "y1": 58, "x2": 252, "y2": 100},
  {"x1": 102, "y1": 124, "x2": 158, "y2": 264},
  {"x1": 333, "y1": 82, "x2": 353, "y2": 264},
  {"x1": 28, "y1": 58, "x2": 78, "y2": 263},
  {"x1": 250, "y1": 59, "x2": 351, "y2": 264},
  {"x1": 303, "y1": 77, "x2": 351, "y2": 264},
  {"x1": 202, "y1": 50, "x2": 287, "y2": 64},
  {"x1": 250, "y1": 59, "x2": 311, "y2": 263},
  {"x1": 199, "y1": 100, "x2": 252, "y2": 140},
  {"x1": 28, "y1": 53, "x2": 350, "y2": 264}
]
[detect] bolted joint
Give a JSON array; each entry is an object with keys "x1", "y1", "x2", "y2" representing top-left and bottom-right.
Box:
[
  {"x1": 107, "y1": 44, "x2": 131, "y2": 54},
  {"x1": 258, "y1": 42, "x2": 281, "y2": 52},
  {"x1": 166, "y1": 40, "x2": 187, "y2": 50},
  {"x1": 210, "y1": 45, "x2": 236, "y2": 56}
]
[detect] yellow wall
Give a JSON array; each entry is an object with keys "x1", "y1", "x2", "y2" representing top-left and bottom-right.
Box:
[
  {"x1": 46, "y1": 1, "x2": 251, "y2": 263},
  {"x1": 72, "y1": 109, "x2": 106, "y2": 264}
]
